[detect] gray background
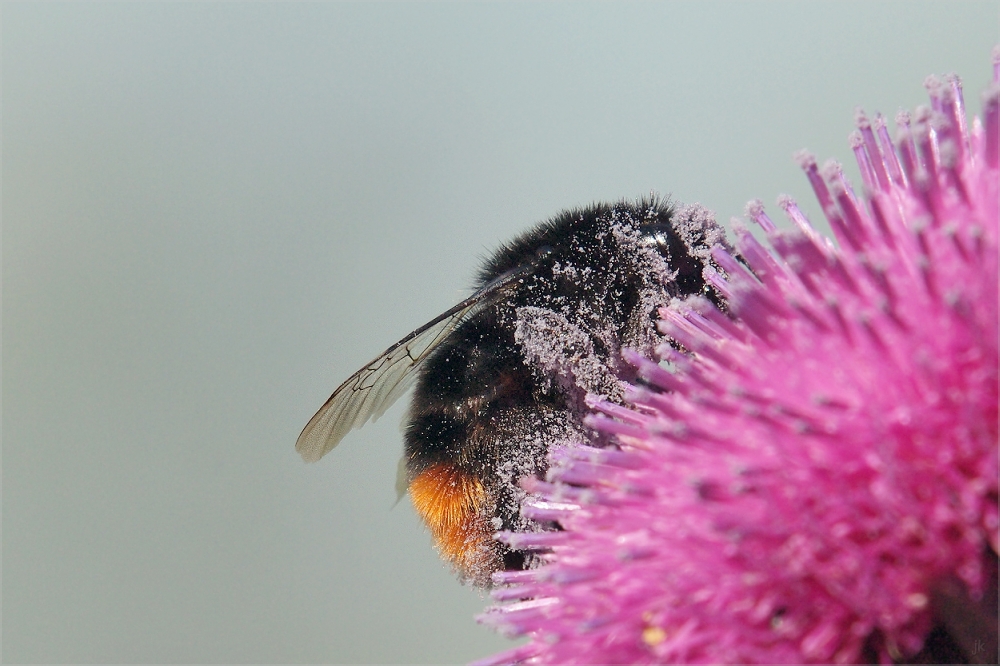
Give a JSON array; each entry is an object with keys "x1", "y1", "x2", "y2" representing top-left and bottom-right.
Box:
[{"x1": 4, "y1": 1, "x2": 997, "y2": 663}]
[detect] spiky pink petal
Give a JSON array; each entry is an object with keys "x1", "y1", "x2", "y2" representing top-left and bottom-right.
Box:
[{"x1": 477, "y1": 60, "x2": 999, "y2": 665}]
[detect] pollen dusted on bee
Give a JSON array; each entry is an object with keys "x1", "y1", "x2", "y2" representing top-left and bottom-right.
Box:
[{"x1": 298, "y1": 197, "x2": 730, "y2": 585}]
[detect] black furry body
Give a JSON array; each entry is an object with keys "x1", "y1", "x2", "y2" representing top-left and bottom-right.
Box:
[{"x1": 403, "y1": 199, "x2": 727, "y2": 582}]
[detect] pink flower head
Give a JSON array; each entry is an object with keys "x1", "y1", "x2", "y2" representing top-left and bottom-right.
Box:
[{"x1": 476, "y1": 56, "x2": 999, "y2": 665}]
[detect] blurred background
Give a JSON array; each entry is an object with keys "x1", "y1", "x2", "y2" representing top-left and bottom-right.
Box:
[{"x1": 4, "y1": 1, "x2": 997, "y2": 663}]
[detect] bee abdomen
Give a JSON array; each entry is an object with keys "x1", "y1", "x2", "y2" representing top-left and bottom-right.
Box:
[{"x1": 408, "y1": 462, "x2": 498, "y2": 581}]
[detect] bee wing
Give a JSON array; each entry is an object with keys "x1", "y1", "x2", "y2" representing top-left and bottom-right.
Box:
[{"x1": 296, "y1": 267, "x2": 527, "y2": 463}]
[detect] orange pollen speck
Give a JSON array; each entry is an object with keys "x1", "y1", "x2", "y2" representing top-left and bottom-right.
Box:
[
  {"x1": 408, "y1": 463, "x2": 495, "y2": 575},
  {"x1": 642, "y1": 625, "x2": 667, "y2": 647}
]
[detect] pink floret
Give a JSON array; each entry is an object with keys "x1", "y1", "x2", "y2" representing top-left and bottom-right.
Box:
[{"x1": 478, "y1": 61, "x2": 998, "y2": 665}]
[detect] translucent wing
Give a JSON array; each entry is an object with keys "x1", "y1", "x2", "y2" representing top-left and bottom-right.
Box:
[{"x1": 296, "y1": 267, "x2": 527, "y2": 463}]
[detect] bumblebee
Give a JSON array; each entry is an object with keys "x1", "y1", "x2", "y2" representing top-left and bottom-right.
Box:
[{"x1": 297, "y1": 198, "x2": 727, "y2": 585}]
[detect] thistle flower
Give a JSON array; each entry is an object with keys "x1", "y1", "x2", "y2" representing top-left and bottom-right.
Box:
[{"x1": 476, "y1": 58, "x2": 999, "y2": 665}]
